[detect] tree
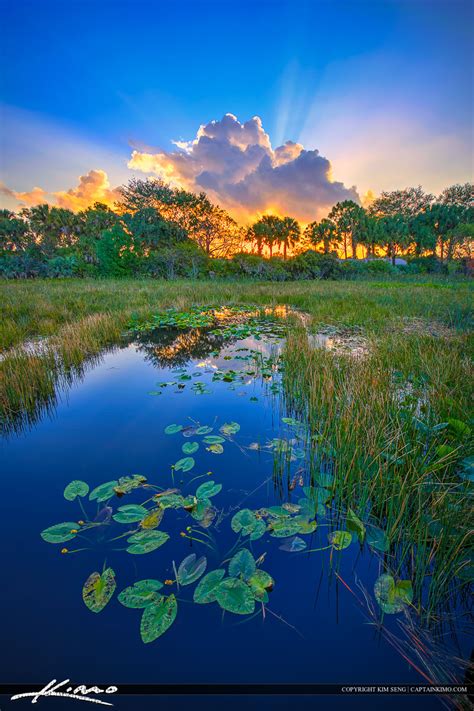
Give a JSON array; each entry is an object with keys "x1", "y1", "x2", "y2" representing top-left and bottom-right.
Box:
[
  {"x1": 118, "y1": 178, "x2": 241, "y2": 258},
  {"x1": 123, "y1": 207, "x2": 188, "y2": 254},
  {"x1": 328, "y1": 201, "x2": 365, "y2": 258},
  {"x1": 21, "y1": 204, "x2": 81, "y2": 256},
  {"x1": 438, "y1": 183, "x2": 474, "y2": 208},
  {"x1": 280, "y1": 216, "x2": 300, "y2": 259},
  {"x1": 95, "y1": 224, "x2": 138, "y2": 276},
  {"x1": 0, "y1": 210, "x2": 30, "y2": 252},
  {"x1": 379, "y1": 215, "x2": 410, "y2": 264},
  {"x1": 77, "y1": 202, "x2": 120, "y2": 262},
  {"x1": 303, "y1": 218, "x2": 338, "y2": 254},
  {"x1": 369, "y1": 186, "x2": 434, "y2": 218}
]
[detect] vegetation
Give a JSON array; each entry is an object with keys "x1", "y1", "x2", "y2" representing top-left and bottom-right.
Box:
[{"x1": 0, "y1": 181, "x2": 472, "y2": 280}]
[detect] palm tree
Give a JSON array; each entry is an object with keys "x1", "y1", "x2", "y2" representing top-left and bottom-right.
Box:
[
  {"x1": 304, "y1": 218, "x2": 337, "y2": 254},
  {"x1": 281, "y1": 216, "x2": 300, "y2": 259}
]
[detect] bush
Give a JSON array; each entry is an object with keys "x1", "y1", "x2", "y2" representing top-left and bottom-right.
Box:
[
  {"x1": 289, "y1": 250, "x2": 344, "y2": 279},
  {"x1": 140, "y1": 243, "x2": 209, "y2": 279},
  {"x1": 407, "y1": 255, "x2": 447, "y2": 274},
  {"x1": 45, "y1": 255, "x2": 79, "y2": 278},
  {"x1": 0, "y1": 252, "x2": 46, "y2": 278}
]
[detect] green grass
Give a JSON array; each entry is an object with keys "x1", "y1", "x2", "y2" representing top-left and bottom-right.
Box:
[{"x1": 1, "y1": 277, "x2": 472, "y2": 350}]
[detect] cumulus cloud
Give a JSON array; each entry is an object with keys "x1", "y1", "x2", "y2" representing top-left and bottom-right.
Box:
[
  {"x1": 53, "y1": 169, "x2": 120, "y2": 210},
  {"x1": 128, "y1": 113, "x2": 359, "y2": 221},
  {"x1": 1, "y1": 170, "x2": 120, "y2": 211},
  {"x1": 0, "y1": 182, "x2": 49, "y2": 207}
]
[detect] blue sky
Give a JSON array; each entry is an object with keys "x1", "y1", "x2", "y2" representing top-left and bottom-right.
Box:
[{"x1": 1, "y1": 0, "x2": 472, "y2": 219}]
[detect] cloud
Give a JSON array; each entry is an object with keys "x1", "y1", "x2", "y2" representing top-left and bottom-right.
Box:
[
  {"x1": 0, "y1": 182, "x2": 49, "y2": 207},
  {"x1": 53, "y1": 169, "x2": 121, "y2": 210},
  {"x1": 127, "y1": 113, "x2": 359, "y2": 221},
  {"x1": 1, "y1": 170, "x2": 120, "y2": 211}
]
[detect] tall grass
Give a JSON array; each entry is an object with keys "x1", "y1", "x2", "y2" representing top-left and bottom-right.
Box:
[{"x1": 281, "y1": 325, "x2": 473, "y2": 617}]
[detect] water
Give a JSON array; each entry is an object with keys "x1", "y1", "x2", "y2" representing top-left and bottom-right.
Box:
[{"x1": 0, "y1": 314, "x2": 469, "y2": 710}]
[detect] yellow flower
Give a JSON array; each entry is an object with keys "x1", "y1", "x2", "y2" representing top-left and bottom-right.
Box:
[
  {"x1": 78, "y1": 520, "x2": 85, "y2": 526},
  {"x1": 61, "y1": 548, "x2": 68, "y2": 554},
  {"x1": 164, "y1": 579, "x2": 174, "y2": 586},
  {"x1": 70, "y1": 529, "x2": 78, "y2": 534},
  {"x1": 180, "y1": 531, "x2": 187, "y2": 537}
]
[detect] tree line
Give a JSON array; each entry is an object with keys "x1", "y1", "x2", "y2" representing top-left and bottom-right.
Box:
[{"x1": 0, "y1": 179, "x2": 472, "y2": 278}]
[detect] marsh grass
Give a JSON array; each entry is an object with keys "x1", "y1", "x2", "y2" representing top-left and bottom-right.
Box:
[
  {"x1": 282, "y1": 325, "x2": 473, "y2": 617},
  {"x1": 0, "y1": 313, "x2": 122, "y2": 432}
]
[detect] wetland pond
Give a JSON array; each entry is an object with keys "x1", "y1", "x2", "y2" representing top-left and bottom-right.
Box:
[{"x1": 0, "y1": 306, "x2": 471, "y2": 710}]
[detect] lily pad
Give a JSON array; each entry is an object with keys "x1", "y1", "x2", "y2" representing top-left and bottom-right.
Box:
[
  {"x1": 346, "y1": 509, "x2": 366, "y2": 543},
  {"x1": 89, "y1": 480, "x2": 118, "y2": 503},
  {"x1": 140, "y1": 508, "x2": 164, "y2": 529},
  {"x1": 193, "y1": 569, "x2": 226, "y2": 604},
  {"x1": 63, "y1": 480, "x2": 89, "y2": 501},
  {"x1": 112, "y1": 504, "x2": 148, "y2": 524},
  {"x1": 220, "y1": 422, "x2": 240, "y2": 436},
  {"x1": 328, "y1": 531, "x2": 352, "y2": 550},
  {"x1": 140, "y1": 594, "x2": 177, "y2": 643},
  {"x1": 366, "y1": 526, "x2": 389, "y2": 552},
  {"x1": 164, "y1": 424, "x2": 183, "y2": 435},
  {"x1": 177, "y1": 554, "x2": 207, "y2": 585},
  {"x1": 279, "y1": 536, "x2": 307, "y2": 552},
  {"x1": 247, "y1": 569, "x2": 274, "y2": 601},
  {"x1": 174, "y1": 457, "x2": 195, "y2": 473},
  {"x1": 40, "y1": 521, "x2": 79, "y2": 544},
  {"x1": 126, "y1": 530, "x2": 169, "y2": 554},
  {"x1": 196, "y1": 426, "x2": 213, "y2": 435},
  {"x1": 203, "y1": 435, "x2": 225, "y2": 445},
  {"x1": 215, "y1": 578, "x2": 255, "y2": 615},
  {"x1": 196, "y1": 481, "x2": 222, "y2": 499},
  {"x1": 118, "y1": 580, "x2": 163, "y2": 608},
  {"x1": 82, "y1": 568, "x2": 116, "y2": 613},
  {"x1": 374, "y1": 574, "x2": 413, "y2": 614},
  {"x1": 229, "y1": 549, "x2": 256, "y2": 580},
  {"x1": 207, "y1": 443, "x2": 224, "y2": 454},
  {"x1": 182, "y1": 442, "x2": 199, "y2": 455}
]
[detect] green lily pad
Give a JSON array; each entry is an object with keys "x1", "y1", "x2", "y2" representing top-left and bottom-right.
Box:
[
  {"x1": 177, "y1": 553, "x2": 207, "y2": 585},
  {"x1": 247, "y1": 569, "x2": 274, "y2": 601},
  {"x1": 118, "y1": 580, "x2": 163, "y2": 608},
  {"x1": 229, "y1": 549, "x2": 256, "y2": 580},
  {"x1": 269, "y1": 519, "x2": 302, "y2": 538},
  {"x1": 249, "y1": 519, "x2": 267, "y2": 541},
  {"x1": 63, "y1": 480, "x2": 89, "y2": 501},
  {"x1": 40, "y1": 521, "x2": 79, "y2": 544},
  {"x1": 220, "y1": 421, "x2": 240, "y2": 436},
  {"x1": 346, "y1": 509, "x2": 366, "y2": 543},
  {"x1": 89, "y1": 480, "x2": 118, "y2": 503},
  {"x1": 328, "y1": 530, "x2": 352, "y2": 550},
  {"x1": 82, "y1": 568, "x2": 116, "y2": 613},
  {"x1": 193, "y1": 569, "x2": 226, "y2": 604},
  {"x1": 366, "y1": 526, "x2": 389, "y2": 552},
  {"x1": 164, "y1": 424, "x2": 183, "y2": 435},
  {"x1": 174, "y1": 457, "x2": 195, "y2": 472},
  {"x1": 231, "y1": 508, "x2": 258, "y2": 535},
  {"x1": 374, "y1": 574, "x2": 413, "y2": 614},
  {"x1": 215, "y1": 578, "x2": 255, "y2": 615},
  {"x1": 112, "y1": 504, "x2": 148, "y2": 523},
  {"x1": 196, "y1": 481, "x2": 222, "y2": 499},
  {"x1": 203, "y1": 435, "x2": 225, "y2": 445},
  {"x1": 196, "y1": 426, "x2": 213, "y2": 435},
  {"x1": 140, "y1": 594, "x2": 177, "y2": 643},
  {"x1": 126, "y1": 530, "x2": 169, "y2": 554},
  {"x1": 182, "y1": 442, "x2": 199, "y2": 455}
]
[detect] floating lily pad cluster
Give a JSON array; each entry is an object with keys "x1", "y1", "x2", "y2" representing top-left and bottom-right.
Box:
[{"x1": 164, "y1": 420, "x2": 241, "y2": 470}]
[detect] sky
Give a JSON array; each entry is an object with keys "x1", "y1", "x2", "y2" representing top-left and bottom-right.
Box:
[{"x1": 1, "y1": 0, "x2": 472, "y2": 222}]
